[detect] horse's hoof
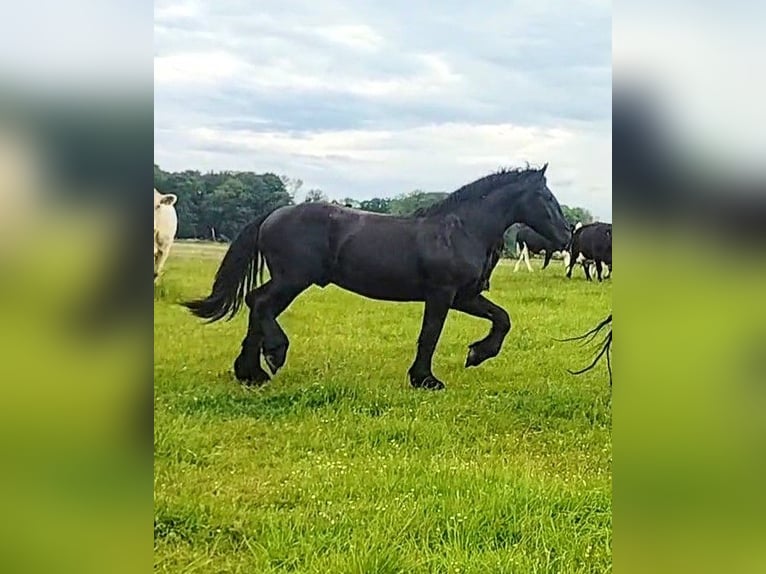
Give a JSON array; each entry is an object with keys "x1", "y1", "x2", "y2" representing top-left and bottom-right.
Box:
[
  {"x1": 263, "y1": 352, "x2": 284, "y2": 375},
  {"x1": 241, "y1": 377, "x2": 269, "y2": 388},
  {"x1": 465, "y1": 346, "x2": 481, "y2": 368},
  {"x1": 263, "y1": 345, "x2": 287, "y2": 375},
  {"x1": 263, "y1": 354, "x2": 278, "y2": 375},
  {"x1": 410, "y1": 374, "x2": 446, "y2": 391},
  {"x1": 234, "y1": 354, "x2": 270, "y2": 385}
]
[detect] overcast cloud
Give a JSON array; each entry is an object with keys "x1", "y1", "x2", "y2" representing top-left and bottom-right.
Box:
[{"x1": 155, "y1": 0, "x2": 611, "y2": 219}]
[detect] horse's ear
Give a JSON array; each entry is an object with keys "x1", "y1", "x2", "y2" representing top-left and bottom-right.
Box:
[{"x1": 540, "y1": 163, "x2": 548, "y2": 176}]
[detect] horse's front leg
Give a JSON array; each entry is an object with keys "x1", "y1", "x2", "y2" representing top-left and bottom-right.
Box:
[
  {"x1": 452, "y1": 294, "x2": 511, "y2": 368},
  {"x1": 408, "y1": 289, "x2": 454, "y2": 390}
]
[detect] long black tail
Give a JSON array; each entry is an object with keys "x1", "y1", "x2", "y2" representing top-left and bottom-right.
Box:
[
  {"x1": 556, "y1": 314, "x2": 613, "y2": 384},
  {"x1": 182, "y1": 215, "x2": 268, "y2": 322}
]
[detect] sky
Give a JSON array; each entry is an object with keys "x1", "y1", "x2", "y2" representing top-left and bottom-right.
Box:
[{"x1": 155, "y1": 0, "x2": 612, "y2": 220}]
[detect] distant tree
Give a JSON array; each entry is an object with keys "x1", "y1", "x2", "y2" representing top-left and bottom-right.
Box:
[
  {"x1": 153, "y1": 166, "x2": 293, "y2": 239},
  {"x1": 304, "y1": 189, "x2": 328, "y2": 203},
  {"x1": 342, "y1": 197, "x2": 360, "y2": 208},
  {"x1": 280, "y1": 175, "x2": 303, "y2": 199},
  {"x1": 561, "y1": 205, "x2": 594, "y2": 227},
  {"x1": 358, "y1": 197, "x2": 392, "y2": 213},
  {"x1": 389, "y1": 190, "x2": 448, "y2": 215}
]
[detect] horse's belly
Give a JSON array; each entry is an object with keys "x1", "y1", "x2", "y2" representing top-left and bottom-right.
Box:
[
  {"x1": 330, "y1": 272, "x2": 424, "y2": 302},
  {"x1": 329, "y1": 241, "x2": 425, "y2": 301}
]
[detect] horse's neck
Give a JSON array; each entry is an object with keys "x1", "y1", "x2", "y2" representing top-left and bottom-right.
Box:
[{"x1": 452, "y1": 196, "x2": 518, "y2": 247}]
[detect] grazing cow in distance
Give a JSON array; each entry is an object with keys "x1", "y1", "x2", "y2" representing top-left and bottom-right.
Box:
[
  {"x1": 566, "y1": 222, "x2": 610, "y2": 279},
  {"x1": 513, "y1": 223, "x2": 573, "y2": 272},
  {"x1": 154, "y1": 188, "x2": 178, "y2": 281},
  {"x1": 561, "y1": 221, "x2": 583, "y2": 269},
  {"x1": 566, "y1": 222, "x2": 612, "y2": 281}
]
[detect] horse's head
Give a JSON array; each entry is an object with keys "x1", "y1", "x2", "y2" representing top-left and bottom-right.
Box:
[{"x1": 514, "y1": 164, "x2": 571, "y2": 251}]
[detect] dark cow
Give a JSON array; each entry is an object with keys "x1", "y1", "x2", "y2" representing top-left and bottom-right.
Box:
[
  {"x1": 565, "y1": 222, "x2": 612, "y2": 281},
  {"x1": 513, "y1": 223, "x2": 571, "y2": 272}
]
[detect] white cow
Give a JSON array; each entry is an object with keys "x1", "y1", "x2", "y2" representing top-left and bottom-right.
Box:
[{"x1": 154, "y1": 188, "x2": 178, "y2": 281}]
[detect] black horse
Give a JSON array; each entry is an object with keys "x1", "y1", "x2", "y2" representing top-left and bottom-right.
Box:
[{"x1": 184, "y1": 165, "x2": 572, "y2": 390}]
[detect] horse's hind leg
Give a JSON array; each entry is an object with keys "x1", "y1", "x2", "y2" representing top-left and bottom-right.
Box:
[
  {"x1": 233, "y1": 285, "x2": 272, "y2": 385},
  {"x1": 595, "y1": 260, "x2": 604, "y2": 282}
]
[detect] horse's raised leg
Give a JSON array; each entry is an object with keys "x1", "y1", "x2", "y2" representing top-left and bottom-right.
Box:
[
  {"x1": 408, "y1": 290, "x2": 453, "y2": 390},
  {"x1": 453, "y1": 294, "x2": 511, "y2": 368},
  {"x1": 233, "y1": 285, "x2": 271, "y2": 385}
]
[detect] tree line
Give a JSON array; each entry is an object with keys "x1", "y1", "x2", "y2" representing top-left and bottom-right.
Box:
[{"x1": 154, "y1": 165, "x2": 594, "y2": 252}]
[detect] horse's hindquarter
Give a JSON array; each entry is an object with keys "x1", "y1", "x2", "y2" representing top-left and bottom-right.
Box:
[{"x1": 259, "y1": 204, "x2": 423, "y2": 298}]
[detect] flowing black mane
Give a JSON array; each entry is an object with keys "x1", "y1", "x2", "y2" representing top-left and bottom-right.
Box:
[{"x1": 412, "y1": 166, "x2": 542, "y2": 217}]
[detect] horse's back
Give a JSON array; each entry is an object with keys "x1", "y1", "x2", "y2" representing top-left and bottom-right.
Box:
[
  {"x1": 258, "y1": 203, "x2": 487, "y2": 300},
  {"x1": 259, "y1": 203, "x2": 338, "y2": 283},
  {"x1": 258, "y1": 202, "x2": 421, "y2": 293}
]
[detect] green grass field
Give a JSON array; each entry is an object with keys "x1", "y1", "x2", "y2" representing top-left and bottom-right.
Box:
[{"x1": 154, "y1": 241, "x2": 612, "y2": 573}]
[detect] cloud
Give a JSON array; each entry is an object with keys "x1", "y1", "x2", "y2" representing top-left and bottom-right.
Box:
[
  {"x1": 154, "y1": 51, "x2": 249, "y2": 85},
  {"x1": 311, "y1": 24, "x2": 384, "y2": 51},
  {"x1": 154, "y1": 0, "x2": 612, "y2": 219},
  {"x1": 187, "y1": 122, "x2": 572, "y2": 164}
]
